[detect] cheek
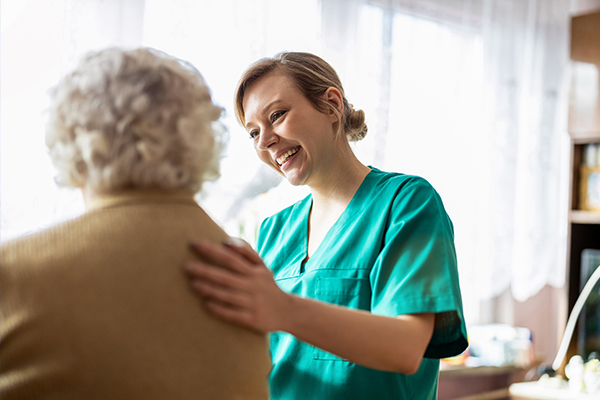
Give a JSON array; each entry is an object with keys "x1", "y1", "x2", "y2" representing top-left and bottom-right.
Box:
[
  {"x1": 256, "y1": 149, "x2": 286, "y2": 176},
  {"x1": 256, "y1": 148, "x2": 272, "y2": 165}
]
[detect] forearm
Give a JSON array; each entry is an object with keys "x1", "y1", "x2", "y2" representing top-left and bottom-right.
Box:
[
  {"x1": 185, "y1": 239, "x2": 435, "y2": 374},
  {"x1": 279, "y1": 293, "x2": 434, "y2": 374}
]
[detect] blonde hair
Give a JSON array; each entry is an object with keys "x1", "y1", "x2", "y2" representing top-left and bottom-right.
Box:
[
  {"x1": 46, "y1": 47, "x2": 225, "y2": 194},
  {"x1": 234, "y1": 52, "x2": 367, "y2": 142}
]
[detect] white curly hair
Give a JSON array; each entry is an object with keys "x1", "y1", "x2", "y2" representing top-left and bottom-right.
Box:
[{"x1": 46, "y1": 47, "x2": 226, "y2": 194}]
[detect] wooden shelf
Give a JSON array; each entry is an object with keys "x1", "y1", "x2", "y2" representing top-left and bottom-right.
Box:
[
  {"x1": 564, "y1": 10, "x2": 600, "y2": 374},
  {"x1": 571, "y1": 133, "x2": 600, "y2": 143},
  {"x1": 570, "y1": 210, "x2": 600, "y2": 224},
  {"x1": 571, "y1": 12, "x2": 600, "y2": 65}
]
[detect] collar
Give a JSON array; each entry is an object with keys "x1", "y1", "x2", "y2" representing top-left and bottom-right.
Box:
[{"x1": 85, "y1": 189, "x2": 198, "y2": 212}]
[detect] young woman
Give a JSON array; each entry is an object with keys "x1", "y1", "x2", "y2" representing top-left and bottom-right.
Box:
[{"x1": 185, "y1": 52, "x2": 468, "y2": 400}]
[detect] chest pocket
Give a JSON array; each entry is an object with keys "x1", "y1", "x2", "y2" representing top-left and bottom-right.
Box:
[{"x1": 312, "y1": 276, "x2": 371, "y2": 361}]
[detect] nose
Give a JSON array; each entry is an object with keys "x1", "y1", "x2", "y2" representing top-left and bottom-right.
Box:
[{"x1": 257, "y1": 128, "x2": 278, "y2": 150}]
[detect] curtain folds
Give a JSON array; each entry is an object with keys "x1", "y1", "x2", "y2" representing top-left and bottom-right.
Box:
[
  {"x1": 318, "y1": 0, "x2": 570, "y2": 318},
  {"x1": 478, "y1": 0, "x2": 570, "y2": 303},
  {"x1": 0, "y1": 0, "x2": 571, "y2": 323}
]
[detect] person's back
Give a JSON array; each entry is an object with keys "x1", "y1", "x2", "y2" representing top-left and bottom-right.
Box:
[
  {"x1": 1, "y1": 190, "x2": 271, "y2": 399},
  {"x1": 0, "y1": 47, "x2": 271, "y2": 399}
]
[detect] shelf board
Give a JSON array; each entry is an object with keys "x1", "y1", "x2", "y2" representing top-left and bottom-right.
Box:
[
  {"x1": 570, "y1": 210, "x2": 600, "y2": 224},
  {"x1": 571, "y1": 134, "x2": 600, "y2": 144}
]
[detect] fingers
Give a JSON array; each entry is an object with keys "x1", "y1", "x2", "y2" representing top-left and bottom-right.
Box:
[
  {"x1": 184, "y1": 238, "x2": 275, "y2": 333},
  {"x1": 192, "y1": 279, "x2": 250, "y2": 308},
  {"x1": 185, "y1": 261, "x2": 259, "y2": 330},
  {"x1": 189, "y1": 240, "x2": 253, "y2": 275},
  {"x1": 223, "y1": 238, "x2": 264, "y2": 264},
  {"x1": 222, "y1": 236, "x2": 250, "y2": 248},
  {"x1": 204, "y1": 300, "x2": 254, "y2": 328},
  {"x1": 186, "y1": 261, "x2": 256, "y2": 325},
  {"x1": 185, "y1": 260, "x2": 247, "y2": 289}
]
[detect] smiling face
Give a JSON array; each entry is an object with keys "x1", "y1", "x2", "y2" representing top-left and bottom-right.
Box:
[{"x1": 242, "y1": 71, "x2": 341, "y2": 187}]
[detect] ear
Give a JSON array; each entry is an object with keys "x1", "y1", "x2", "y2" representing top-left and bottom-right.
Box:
[{"x1": 323, "y1": 87, "x2": 344, "y2": 121}]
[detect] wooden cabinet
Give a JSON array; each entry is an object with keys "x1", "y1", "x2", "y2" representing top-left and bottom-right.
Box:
[{"x1": 565, "y1": 11, "x2": 600, "y2": 369}]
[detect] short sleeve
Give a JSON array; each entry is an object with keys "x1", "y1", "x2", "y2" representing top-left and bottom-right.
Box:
[{"x1": 369, "y1": 177, "x2": 468, "y2": 358}]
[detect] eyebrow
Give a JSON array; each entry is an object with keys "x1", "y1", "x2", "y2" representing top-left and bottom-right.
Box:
[{"x1": 245, "y1": 99, "x2": 284, "y2": 129}]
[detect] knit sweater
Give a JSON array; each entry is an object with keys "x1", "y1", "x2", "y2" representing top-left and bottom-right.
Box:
[{"x1": 0, "y1": 190, "x2": 271, "y2": 400}]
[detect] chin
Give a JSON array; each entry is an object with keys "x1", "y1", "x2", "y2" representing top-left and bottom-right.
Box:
[
  {"x1": 286, "y1": 179, "x2": 303, "y2": 187},
  {"x1": 283, "y1": 172, "x2": 308, "y2": 187},
  {"x1": 281, "y1": 162, "x2": 310, "y2": 186},
  {"x1": 266, "y1": 163, "x2": 286, "y2": 178}
]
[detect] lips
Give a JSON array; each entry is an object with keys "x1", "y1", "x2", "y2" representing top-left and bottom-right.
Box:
[{"x1": 276, "y1": 146, "x2": 300, "y2": 166}]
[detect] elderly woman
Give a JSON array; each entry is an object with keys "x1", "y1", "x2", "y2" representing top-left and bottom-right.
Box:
[{"x1": 0, "y1": 47, "x2": 270, "y2": 400}]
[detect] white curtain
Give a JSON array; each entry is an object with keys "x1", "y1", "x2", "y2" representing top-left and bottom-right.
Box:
[
  {"x1": 477, "y1": 0, "x2": 571, "y2": 304},
  {"x1": 0, "y1": 0, "x2": 571, "y2": 324},
  {"x1": 1, "y1": 0, "x2": 145, "y2": 241}
]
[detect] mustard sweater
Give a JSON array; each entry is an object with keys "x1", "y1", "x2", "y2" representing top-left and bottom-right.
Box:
[{"x1": 0, "y1": 190, "x2": 271, "y2": 400}]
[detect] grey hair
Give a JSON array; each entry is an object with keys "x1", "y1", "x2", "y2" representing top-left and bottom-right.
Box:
[{"x1": 46, "y1": 47, "x2": 226, "y2": 193}]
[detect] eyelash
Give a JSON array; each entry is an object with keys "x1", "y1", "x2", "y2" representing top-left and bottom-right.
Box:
[
  {"x1": 270, "y1": 110, "x2": 286, "y2": 123},
  {"x1": 248, "y1": 110, "x2": 287, "y2": 140}
]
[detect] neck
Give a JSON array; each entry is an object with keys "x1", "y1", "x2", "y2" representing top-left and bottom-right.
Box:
[
  {"x1": 81, "y1": 185, "x2": 195, "y2": 210},
  {"x1": 80, "y1": 184, "x2": 94, "y2": 207},
  {"x1": 308, "y1": 140, "x2": 371, "y2": 209}
]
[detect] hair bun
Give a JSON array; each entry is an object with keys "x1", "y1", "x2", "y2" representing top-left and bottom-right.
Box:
[{"x1": 346, "y1": 106, "x2": 367, "y2": 142}]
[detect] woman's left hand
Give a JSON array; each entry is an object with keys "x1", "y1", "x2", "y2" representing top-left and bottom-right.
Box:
[
  {"x1": 185, "y1": 238, "x2": 291, "y2": 333},
  {"x1": 185, "y1": 239, "x2": 435, "y2": 374}
]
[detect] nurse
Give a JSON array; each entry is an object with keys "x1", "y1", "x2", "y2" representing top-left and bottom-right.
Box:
[{"x1": 185, "y1": 51, "x2": 468, "y2": 400}]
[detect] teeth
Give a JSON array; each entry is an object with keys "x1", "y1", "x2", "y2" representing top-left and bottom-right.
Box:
[{"x1": 276, "y1": 147, "x2": 299, "y2": 166}]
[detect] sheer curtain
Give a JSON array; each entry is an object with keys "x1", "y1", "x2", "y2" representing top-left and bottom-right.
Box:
[
  {"x1": 477, "y1": 0, "x2": 570, "y2": 304},
  {"x1": 1, "y1": 0, "x2": 571, "y2": 324},
  {"x1": 1, "y1": 0, "x2": 146, "y2": 241},
  {"x1": 315, "y1": 0, "x2": 570, "y2": 321}
]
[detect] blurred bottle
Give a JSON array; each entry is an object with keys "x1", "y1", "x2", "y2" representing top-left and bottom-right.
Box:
[{"x1": 565, "y1": 355, "x2": 585, "y2": 392}]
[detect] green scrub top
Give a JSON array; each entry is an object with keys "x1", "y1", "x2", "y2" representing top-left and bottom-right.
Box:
[{"x1": 256, "y1": 167, "x2": 468, "y2": 400}]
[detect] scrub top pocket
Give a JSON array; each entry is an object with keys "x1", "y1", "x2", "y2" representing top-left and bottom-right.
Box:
[{"x1": 312, "y1": 276, "x2": 371, "y2": 361}]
